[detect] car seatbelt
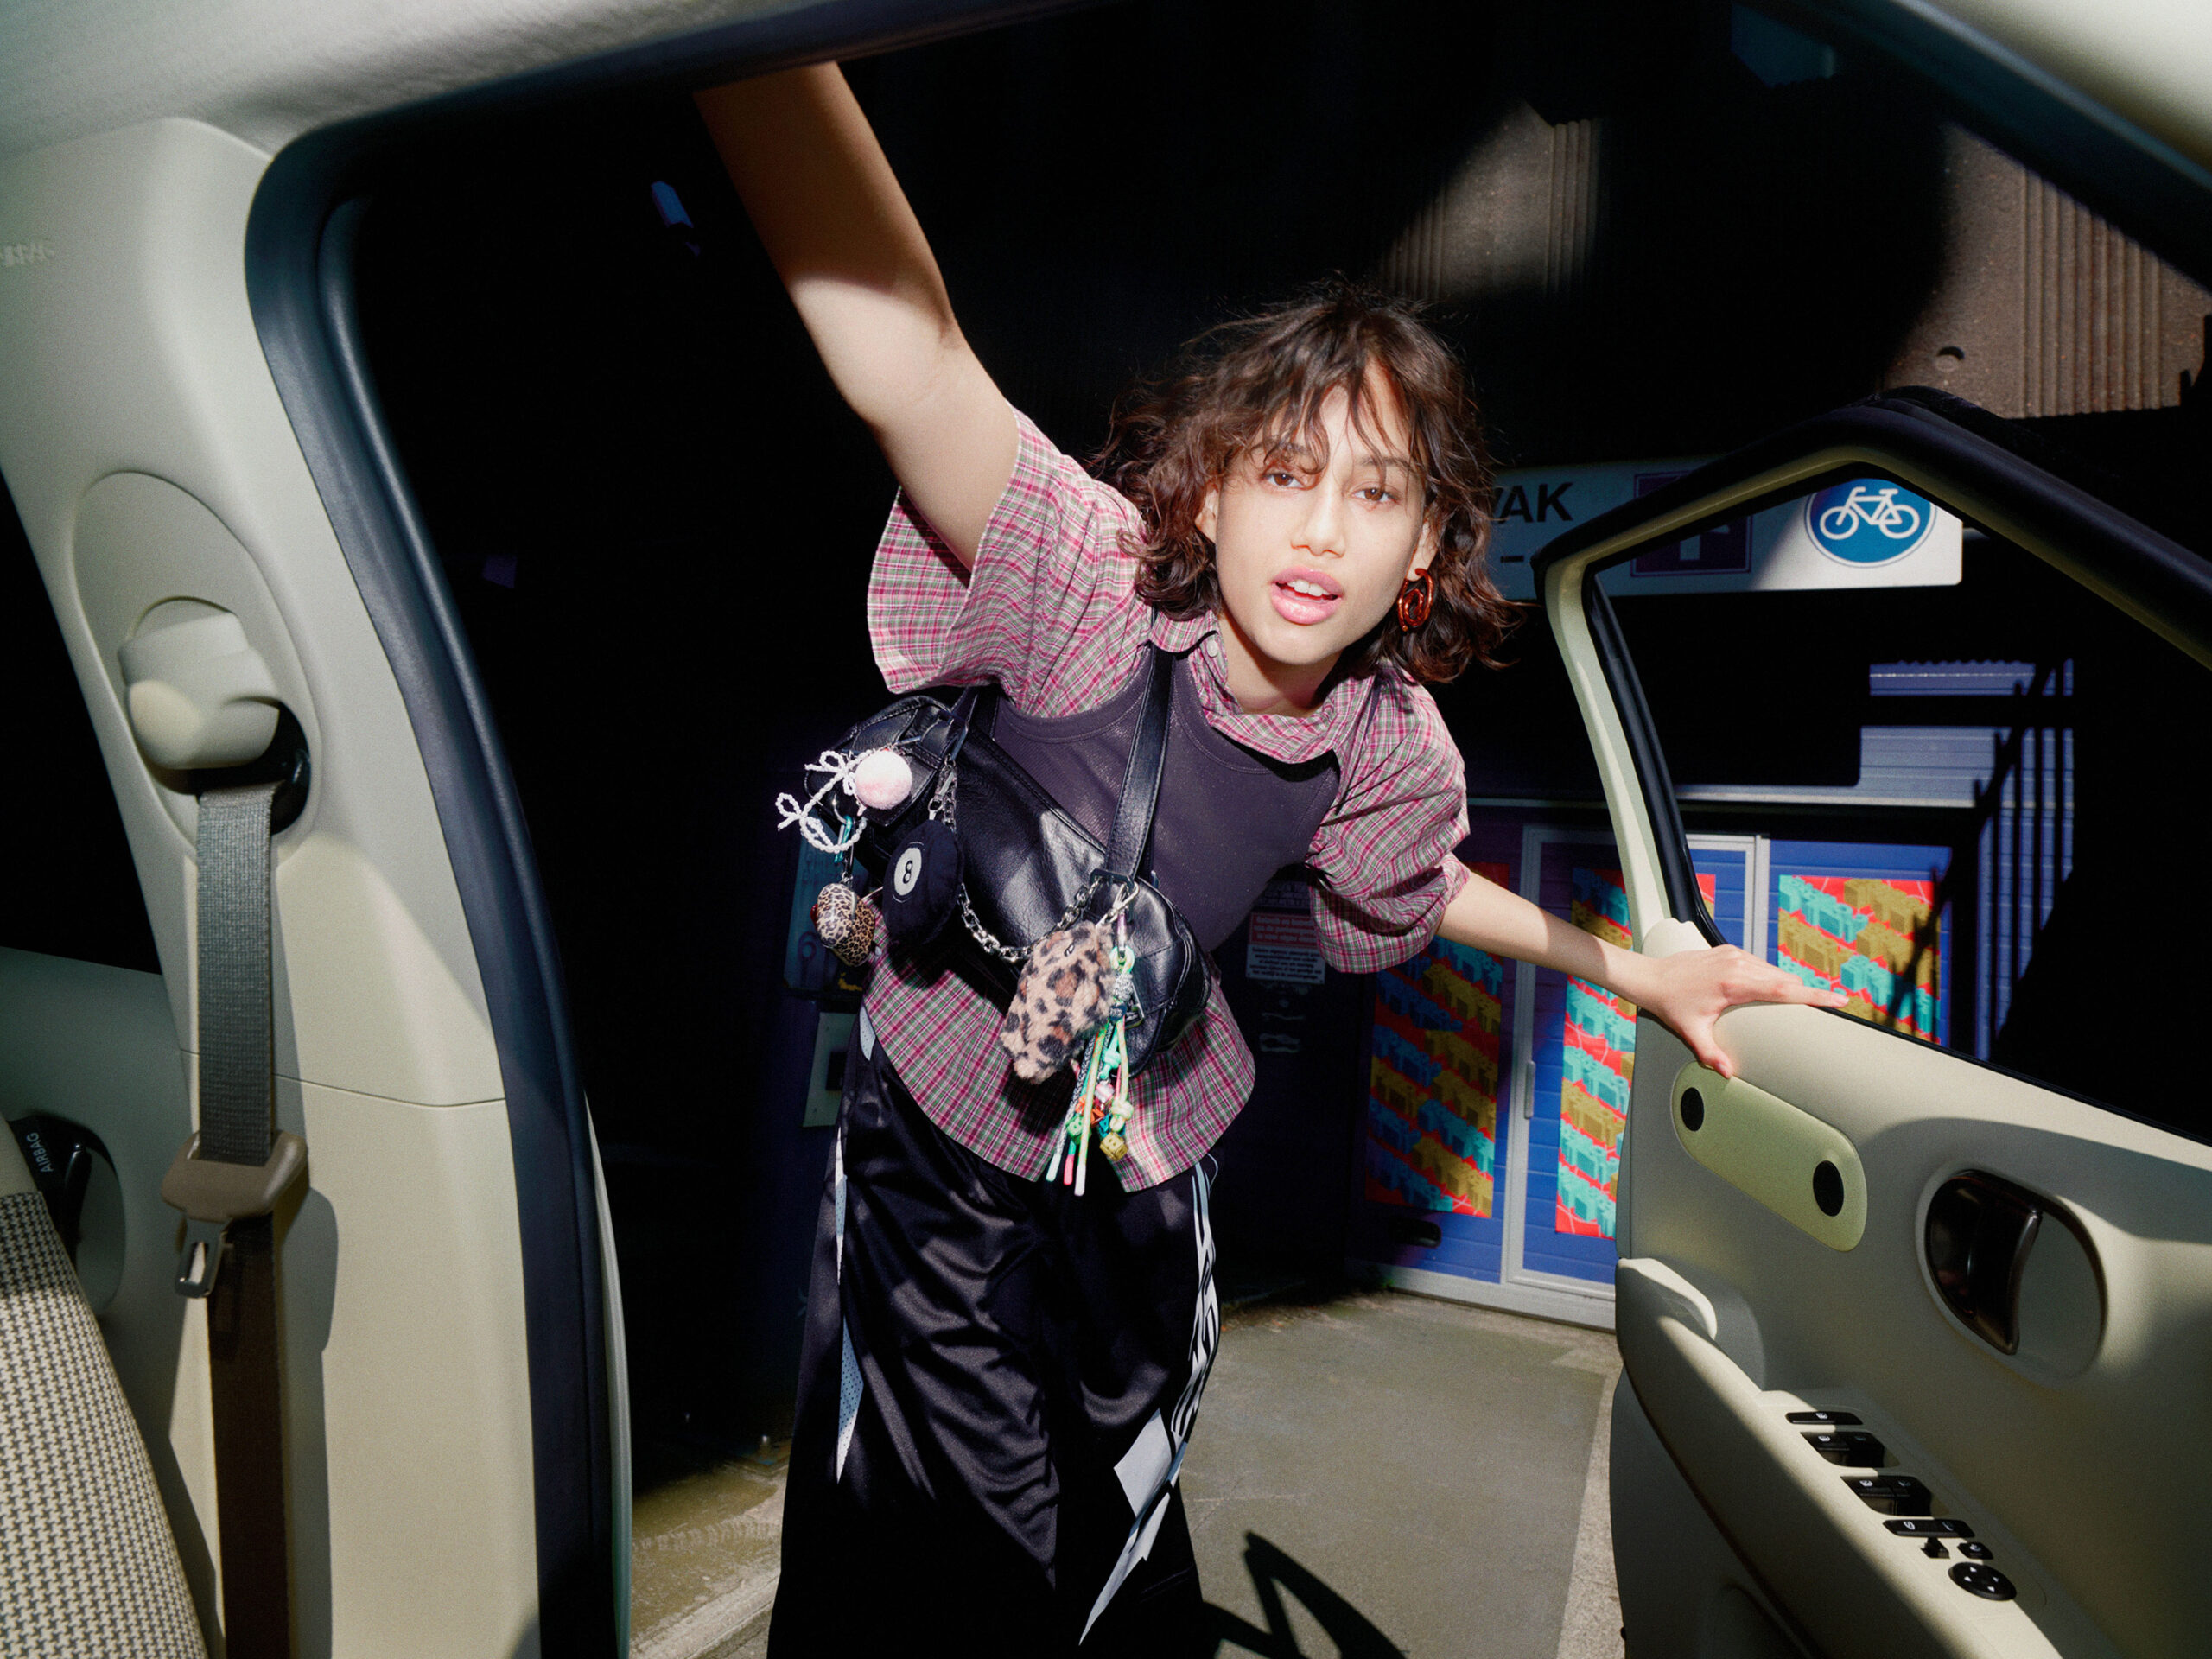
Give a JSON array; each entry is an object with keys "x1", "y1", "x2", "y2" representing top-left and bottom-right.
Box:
[{"x1": 162, "y1": 775, "x2": 308, "y2": 1659}]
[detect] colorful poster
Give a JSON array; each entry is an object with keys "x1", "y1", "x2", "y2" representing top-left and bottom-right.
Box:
[
  {"x1": 1364, "y1": 862, "x2": 1510, "y2": 1217},
  {"x1": 1553, "y1": 865, "x2": 1717, "y2": 1239},
  {"x1": 1557, "y1": 868, "x2": 1634, "y2": 1239},
  {"x1": 1774, "y1": 868, "x2": 1943, "y2": 1041}
]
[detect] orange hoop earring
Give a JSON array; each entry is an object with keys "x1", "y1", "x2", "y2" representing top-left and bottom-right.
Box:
[{"x1": 1396, "y1": 569, "x2": 1435, "y2": 631}]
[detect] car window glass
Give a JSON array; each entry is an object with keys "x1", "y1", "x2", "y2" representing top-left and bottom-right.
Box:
[
  {"x1": 1610, "y1": 520, "x2": 2211, "y2": 1143},
  {"x1": 0, "y1": 483, "x2": 160, "y2": 976}
]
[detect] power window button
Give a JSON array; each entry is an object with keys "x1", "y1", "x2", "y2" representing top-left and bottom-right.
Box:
[
  {"x1": 1786, "y1": 1409, "x2": 1862, "y2": 1425},
  {"x1": 1886, "y1": 1517, "x2": 1974, "y2": 1539},
  {"x1": 1958, "y1": 1541, "x2": 1993, "y2": 1560},
  {"x1": 1845, "y1": 1474, "x2": 1931, "y2": 1515},
  {"x1": 1805, "y1": 1431, "x2": 1886, "y2": 1466}
]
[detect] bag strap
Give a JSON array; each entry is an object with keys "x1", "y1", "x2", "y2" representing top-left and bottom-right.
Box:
[
  {"x1": 1103, "y1": 646, "x2": 1176, "y2": 882},
  {"x1": 950, "y1": 681, "x2": 987, "y2": 747}
]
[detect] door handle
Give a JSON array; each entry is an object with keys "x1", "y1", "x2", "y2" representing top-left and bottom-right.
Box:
[{"x1": 1923, "y1": 1173, "x2": 2041, "y2": 1354}]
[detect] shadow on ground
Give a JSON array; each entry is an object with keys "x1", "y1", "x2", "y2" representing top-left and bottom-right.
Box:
[
  {"x1": 1208, "y1": 1532, "x2": 1403, "y2": 1656},
  {"x1": 629, "y1": 1282, "x2": 1621, "y2": 1658},
  {"x1": 1185, "y1": 1281, "x2": 1618, "y2": 1659}
]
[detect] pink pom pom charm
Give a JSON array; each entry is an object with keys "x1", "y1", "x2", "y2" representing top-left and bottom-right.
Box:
[{"x1": 850, "y1": 748, "x2": 915, "y2": 813}]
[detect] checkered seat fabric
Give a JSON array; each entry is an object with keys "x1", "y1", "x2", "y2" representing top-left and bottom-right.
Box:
[{"x1": 0, "y1": 1171, "x2": 206, "y2": 1657}]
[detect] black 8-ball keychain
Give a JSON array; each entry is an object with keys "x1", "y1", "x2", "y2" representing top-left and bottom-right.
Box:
[{"x1": 880, "y1": 819, "x2": 962, "y2": 950}]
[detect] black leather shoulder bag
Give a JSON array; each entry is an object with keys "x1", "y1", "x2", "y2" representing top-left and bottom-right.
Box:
[{"x1": 834, "y1": 646, "x2": 1209, "y2": 1073}]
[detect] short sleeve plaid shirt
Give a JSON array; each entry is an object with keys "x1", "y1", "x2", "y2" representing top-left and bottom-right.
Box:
[{"x1": 862, "y1": 410, "x2": 1470, "y2": 1189}]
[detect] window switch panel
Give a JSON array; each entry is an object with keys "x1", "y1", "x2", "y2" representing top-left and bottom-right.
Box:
[
  {"x1": 1885, "y1": 1517, "x2": 1974, "y2": 1539},
  {"x1": 1804, "y1": 1430, "x2": 1887, "y2": 1466}
]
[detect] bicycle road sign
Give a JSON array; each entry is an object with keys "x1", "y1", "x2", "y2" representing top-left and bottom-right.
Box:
[
  {"x1": 1487, "y1": 460, "x2": 1961, "y2": 599},
  {"x1": 1806, "y1": 479, "x2": 1936, "y2": 565}
]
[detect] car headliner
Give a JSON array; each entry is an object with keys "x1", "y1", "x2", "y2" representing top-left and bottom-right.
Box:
[{"x1": 0, "y1": 0, "x2": 2208, "y2": 187}]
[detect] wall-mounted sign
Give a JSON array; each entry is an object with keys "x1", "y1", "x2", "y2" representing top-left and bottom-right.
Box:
[
  {"x1": 1245, "y1": 906, "x2": 1325, "y2": 986},
  {"x1": 801, "y1": 1011, "x2": 855, "y2": 1128},
  {"x1": 1487, "y1": 460, "x2": 1961, "y2": 602}
]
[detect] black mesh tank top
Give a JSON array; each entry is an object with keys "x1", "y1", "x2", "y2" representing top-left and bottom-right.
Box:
[{"x1": 988, "y1": 652, "x2": 1343, "y2": 951}]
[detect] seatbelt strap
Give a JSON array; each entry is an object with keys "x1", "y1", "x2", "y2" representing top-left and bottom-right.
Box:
[
  {"x1": 162, "y1": 779, "x2": 305, "y2": 1659},
  {"x1": 197, "y1": 783, "x2": 280, "y2": 1165}
]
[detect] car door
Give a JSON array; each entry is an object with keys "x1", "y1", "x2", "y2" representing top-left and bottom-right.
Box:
[{"x1": 1535, "y1": 391, "x2": 2212, "y2": 1659}]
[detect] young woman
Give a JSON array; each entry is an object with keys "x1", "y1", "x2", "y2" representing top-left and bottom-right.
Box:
[{"x1": 696, "y1": 62, "x2": 1838, "y2": 1656}]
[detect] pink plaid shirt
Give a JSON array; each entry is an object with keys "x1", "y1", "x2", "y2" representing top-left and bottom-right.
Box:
[{"x1": 862, "y1": 410, "x2": 1469, "y2": 1189}]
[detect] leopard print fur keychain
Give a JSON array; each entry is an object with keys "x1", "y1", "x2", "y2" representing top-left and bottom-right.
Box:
[
  {"x1": 999, "y1": 922, "x2": 1114, "y2": 1083},
  {"x1": 811, "y1": 880, "x2": 880, "y2": 967}
]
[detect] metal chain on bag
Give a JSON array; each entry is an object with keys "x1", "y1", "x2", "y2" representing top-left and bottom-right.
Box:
[{"x1": 930, "y1": 760, "x2": 1120, "y2": 964}]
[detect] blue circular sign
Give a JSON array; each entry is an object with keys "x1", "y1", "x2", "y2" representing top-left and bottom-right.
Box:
[{"x1": 1805, "y1": 480, "x2": 1935, "y2": 565}]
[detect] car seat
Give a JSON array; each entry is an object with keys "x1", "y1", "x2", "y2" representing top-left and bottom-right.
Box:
[{"x1": 0, "y1": 1125, "x2": 207, "y2": 1657}]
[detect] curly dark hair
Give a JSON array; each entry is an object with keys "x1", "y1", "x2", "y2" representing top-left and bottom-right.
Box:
[{"x1": 1096, "y1": 280, "x2": 1516, "y2": 683}]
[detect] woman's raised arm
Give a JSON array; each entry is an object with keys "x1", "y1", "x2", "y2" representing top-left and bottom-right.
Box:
[{"x1": 695, "y1": 64, "x2": 1016, "y2": 563}]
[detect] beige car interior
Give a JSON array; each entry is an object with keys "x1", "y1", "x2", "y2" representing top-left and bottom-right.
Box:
[
  {"x1": 0, "y1": 28, "x2": 671, "y2": 1659},
  {"x1": 0, "y1": 116, "x2": 552, "y2": 1656},
  {"x1": 1546, "y1": 455, "x2": 2212, "y2": 1657},
  {"x1": 2, "y1": 0, "x2": 2209, "y2": 1656}
]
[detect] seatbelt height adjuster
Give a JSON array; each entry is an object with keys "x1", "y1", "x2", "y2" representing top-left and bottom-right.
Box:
[{"x1": 162, "y1": 1132, "x2": 308, "y2": 1298}]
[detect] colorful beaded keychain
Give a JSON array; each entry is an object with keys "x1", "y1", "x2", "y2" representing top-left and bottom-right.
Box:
[{"x1": 1053, "y1": 916, "x2": 1138, "y2": 1195}]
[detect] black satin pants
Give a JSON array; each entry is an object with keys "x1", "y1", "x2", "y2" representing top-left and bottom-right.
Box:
[{"x1": 767, "y1": 1015, "x2": 1220, "y2": 1656}]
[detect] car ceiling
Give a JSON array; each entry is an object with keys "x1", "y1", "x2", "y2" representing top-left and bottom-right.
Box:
[
  {"x1": 0, "y1": 0, "x2": 810, "y2": 159},
  {"x1": 1921, "y1": 0, "x2": 2212, "y2": 179},
  {"x1": 1, "y1": 0, "x2": 2207, "y2": 183}
]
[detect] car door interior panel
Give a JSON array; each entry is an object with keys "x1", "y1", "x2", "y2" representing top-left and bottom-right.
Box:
[
  {"x1": 1611, "y1": 1374, "x2": 1815, "y2": 1659},
  {"x1": 1612, "y1": 1003, "x2": 2212, "y2": 1657},
  {"x1": 1539, "y1": 398, "x2": 2212, "y2": 1658}
]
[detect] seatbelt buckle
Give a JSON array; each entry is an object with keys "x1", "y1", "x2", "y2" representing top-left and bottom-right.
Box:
[{"x1": 162, "y1": 1131, "x2": 309, "y2": 1300}]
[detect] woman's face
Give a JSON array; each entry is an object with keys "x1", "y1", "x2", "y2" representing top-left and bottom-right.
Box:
[{"x1": 1198, "y1": 374, "x2": 1435, "y2": 712}]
